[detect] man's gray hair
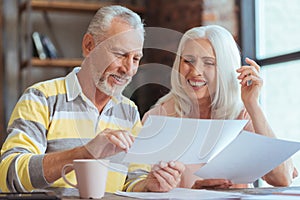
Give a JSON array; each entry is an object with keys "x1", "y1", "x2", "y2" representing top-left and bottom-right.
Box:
[{"x1": 87, "y1": 5, "x2": 144, "y2": 39}]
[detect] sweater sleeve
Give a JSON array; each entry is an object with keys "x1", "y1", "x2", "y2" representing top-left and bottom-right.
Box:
[{"x1": 0, "y1": 87, "x2": 50, "y2": 192}]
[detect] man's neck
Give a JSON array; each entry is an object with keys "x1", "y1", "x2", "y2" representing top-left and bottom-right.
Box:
[
  {"x1": 77, "y1": 69, "x2": 111, "y2": 113},
  {"x1": 94, "y1": 89, "x2": 111, "y2": 113}
]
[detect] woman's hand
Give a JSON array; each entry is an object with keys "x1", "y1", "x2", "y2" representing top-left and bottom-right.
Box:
[
  {"x1": 236, "y1": 57, "x2": 263, "y2": 108},
  {"x1": 191, "y1": 179, "x2": 232, "y2": 189},
  {"x1": 134, "y1": 161, "x2": 185, "y2": 192}
]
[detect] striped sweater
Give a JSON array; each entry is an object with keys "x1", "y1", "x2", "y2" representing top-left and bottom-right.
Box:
[{"x1": 0, "y1": 67, "x2": 142, "y2": 195}]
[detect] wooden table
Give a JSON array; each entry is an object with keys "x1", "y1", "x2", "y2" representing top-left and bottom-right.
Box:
[
  {"x1": 62, "y1": 193, "x2": 135, "y2": 200},
  {"x1": 62, "y1": 187, "x2": 300, "y2": 199}
]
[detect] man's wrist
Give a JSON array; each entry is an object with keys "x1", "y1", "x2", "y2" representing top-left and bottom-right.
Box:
[{"x1": 76, "y1": 146, "x2": 93, "y2": 159}]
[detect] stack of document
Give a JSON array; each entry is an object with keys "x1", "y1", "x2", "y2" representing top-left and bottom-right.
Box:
[
  {"x1": 123, "y1": 115, "x2": 300, "y2": 184},
  {"x1": 116, "y1": 188, "x2": 300, "y2": 199},
  {"x1": 116, "y1": 188, "x2": 241, "y2": 199}
]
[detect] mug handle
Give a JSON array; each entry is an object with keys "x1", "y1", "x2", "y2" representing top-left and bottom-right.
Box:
[{"x1": 61, "y1": 163, "x2": 77, "y2": 188}]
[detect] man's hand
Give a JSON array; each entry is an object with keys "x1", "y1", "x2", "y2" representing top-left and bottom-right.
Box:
[
  {"x1": 138, "y1": 161, "x2": 185, "y2": 192},
  {"x1": 191, "y1": 179, "x2": 232, "y2": 189},
  {"x1": 84, "y1": 128, "x2": 134, "y2": 159}
]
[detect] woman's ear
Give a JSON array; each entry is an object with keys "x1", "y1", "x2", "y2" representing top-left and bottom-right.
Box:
[{"x1": 82, "y1": 33, "x2": 95, "y2": 57}]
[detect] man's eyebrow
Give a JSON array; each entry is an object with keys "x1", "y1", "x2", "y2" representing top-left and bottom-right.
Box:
[
  {"x1": 111, "y1": 47, "x2": 143, "y2": 57},
  {"x1": 110, "y1": 47, "x2": 125, "y2": 52}
]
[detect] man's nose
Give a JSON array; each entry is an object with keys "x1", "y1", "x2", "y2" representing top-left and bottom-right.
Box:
[{"x1": 122, "y1": 56, "x2": 136, "y2": 75}]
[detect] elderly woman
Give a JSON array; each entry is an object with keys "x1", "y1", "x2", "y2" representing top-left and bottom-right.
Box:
[{"x1": 126, "y1": 25, "x2": 297, "y2": 192}]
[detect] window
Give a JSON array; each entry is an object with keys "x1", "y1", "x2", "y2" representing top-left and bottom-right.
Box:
[
  {"x1": 241, "y1": 0, "x2": 300, "y2": 186},
  {"x1": 256, "y1": 0, "x2": 300, "y2": 59}
]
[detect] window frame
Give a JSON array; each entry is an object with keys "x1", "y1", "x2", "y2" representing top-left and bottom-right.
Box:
[
  {"x1": 239, "y1": 0, "x2": 300, "y2": 187},
  {"x1": 240, "y1": 0, "x2": 300, "y2": 66}
]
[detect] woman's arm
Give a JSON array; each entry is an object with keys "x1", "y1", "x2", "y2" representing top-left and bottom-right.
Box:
[{"x1": 237, "y1": 58, "x2": 297, "y2": 186}]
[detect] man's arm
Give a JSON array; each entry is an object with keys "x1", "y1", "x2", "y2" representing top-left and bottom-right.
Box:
[
  {"x1": 0, "y1": 86, "x2": 134, "y2": 192},
  {"x1": 43, "y1": 129, "x2": 133, "y2": 183}
]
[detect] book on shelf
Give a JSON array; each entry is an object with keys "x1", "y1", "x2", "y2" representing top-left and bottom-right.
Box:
[{"x1": 32, "y1": 32, "x2": 58, "y2": 59}]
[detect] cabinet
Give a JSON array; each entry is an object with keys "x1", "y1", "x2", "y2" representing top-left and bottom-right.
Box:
[{"x1": 17, "y1": 0, "x2": 145, "y2": 92}]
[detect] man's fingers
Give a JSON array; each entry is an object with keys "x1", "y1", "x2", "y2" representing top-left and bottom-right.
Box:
[
  {"x1": 108, "y1": 134, "x2": 127, "y2": 149},
  {"x1": 105, "y1": 130, "x2": 134, "y2": 151},
  {"x1": 120, "y1": 130, "x2": 134, "y2": 147}
]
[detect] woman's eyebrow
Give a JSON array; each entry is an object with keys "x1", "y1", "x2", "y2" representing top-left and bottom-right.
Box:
[{"x1": 202, "y1": 56, "x2": 215, "y2": 60}]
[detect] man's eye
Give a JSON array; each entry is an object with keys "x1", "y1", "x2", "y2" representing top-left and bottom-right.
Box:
[
  {"x1": 114, "y1": 52, "x2": 125, "y2": 58},
  {"x1": 134, "y1": 57, "x2": 141, "y2": 62}
]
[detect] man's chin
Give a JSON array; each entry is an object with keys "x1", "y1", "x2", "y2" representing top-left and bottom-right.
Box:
[
  {"x1": 98, "y1": 86, "x2": 125, "y2": 97},
  {"x1": 96, "y1": 79, "x2": 130, "y2": 97}
]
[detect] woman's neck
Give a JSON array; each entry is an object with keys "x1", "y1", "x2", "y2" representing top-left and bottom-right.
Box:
[{"x1": 197, "y1": 96, "x2": 212, "y2": 119}]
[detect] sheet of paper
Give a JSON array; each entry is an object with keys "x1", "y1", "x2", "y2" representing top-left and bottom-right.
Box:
[
  {"x1": 195, "y1": 131, "x2": 300, "y2": 184},
  {"x1": 282, "y1": 189, "x2": 300, "y2": 195},
  {"x1": 241, "y1": 194, "x2": 300, "y2": 200},
  {"x1": 115, "y1": 188, "x2": 241, "y2": 199},
  {"x1": 123, "y1": 115, "x2": 247, "y2": 164}
]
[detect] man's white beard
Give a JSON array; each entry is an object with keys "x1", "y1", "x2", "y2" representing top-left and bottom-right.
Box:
[{"x1": 95, "y1": 73, "x2": 132, "y2": 97}]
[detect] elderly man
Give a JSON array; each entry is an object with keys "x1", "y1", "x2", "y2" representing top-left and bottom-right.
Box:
[{"x1": 0, "y1": 5, "x2": 184, "y2": 196}]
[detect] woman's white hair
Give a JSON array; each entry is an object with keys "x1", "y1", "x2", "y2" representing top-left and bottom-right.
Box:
[
  {"x1": 157, "y1": 25, "x2": 243, "y2": 119},
  {"x1": 86, "y1": 5, "x2": 144, "y2": 40}
]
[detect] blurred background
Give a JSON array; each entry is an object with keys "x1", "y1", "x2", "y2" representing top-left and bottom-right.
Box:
[{"x1": 0, "y1": 0, "x2": 300, "y2": 187}]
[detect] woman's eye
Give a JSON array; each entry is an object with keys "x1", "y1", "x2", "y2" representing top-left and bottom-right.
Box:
[
  {"x1": 183, "y1": 58, "x2": 195, "y2": 64},
  {"x1": 205, "y1": 62, "x2": 215, "y2": 66}
]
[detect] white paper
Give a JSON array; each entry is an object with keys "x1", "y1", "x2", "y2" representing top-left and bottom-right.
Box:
[
  {"x1": 195, "y1": 131, "x2": 300, "y2": 184},
  {"x1": 282, "y1": 189, "x2": 300, "y2": 194},
  {"x1": 241, "y1": 195, "x2": 300, "y2": 200},
  {"x1": 115, "y1": 188, "x2": 241, "y2": 199},
  {"x1": 123, "y1": 115, "x2": 248, "y2": 164}
]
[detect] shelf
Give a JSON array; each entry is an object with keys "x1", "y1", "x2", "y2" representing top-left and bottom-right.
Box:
[
  {"x1": 20, "y1": 0, "x2": 145, "y2": 13},
  {"x1": 17, "y1": 0, "x2": 146, "y2": 93},
  {"x1": 22, "y1": 58, "x2": 83, "y2": 68}
]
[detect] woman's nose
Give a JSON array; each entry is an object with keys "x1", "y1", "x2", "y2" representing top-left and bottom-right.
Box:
[{"x1": 191, "y1": 62, "x2": 204, "y2": 76}]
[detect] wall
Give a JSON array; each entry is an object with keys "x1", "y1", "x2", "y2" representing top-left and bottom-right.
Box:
[
  {"x1": 3, "y1": 0, "x2": 18, "y2": 130},
  {"x1": 1, "y1": 0, "x2": 238, "y2": 143},
  {"x1": 202, "y1": 0, "x2": 239, "y2": 41},
  {"x1": 2, "y1": 0, "x2": 94, "y2": 140}
]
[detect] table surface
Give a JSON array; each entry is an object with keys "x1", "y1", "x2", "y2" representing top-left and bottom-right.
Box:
[
  {"x1": 61, "y1": 186, "x2": 300, "y2": 199},
  {"x1": 62, "y1": 193, "x2": 133, "y2": 200}
]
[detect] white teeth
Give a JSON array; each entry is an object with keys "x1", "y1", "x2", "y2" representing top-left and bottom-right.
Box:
[
  {"x1": 188, "y1": 80, "x2": 206, "y2": 87},
  {"x1": 112, "y1": 75, "x2": 125, "y2": 83}
]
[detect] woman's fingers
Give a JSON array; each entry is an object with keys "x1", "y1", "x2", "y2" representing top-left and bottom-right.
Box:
[
  {"x1": 192, "y1": 179, "x2": 232, "y2": 189},
  {"x1": 245, "y1": 57, "x2": 260, "y2": 72}
]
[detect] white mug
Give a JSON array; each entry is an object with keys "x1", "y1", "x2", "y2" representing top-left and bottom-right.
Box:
[{"x1": 62, "y1": 159, "x2": 110, "y2": 199}]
